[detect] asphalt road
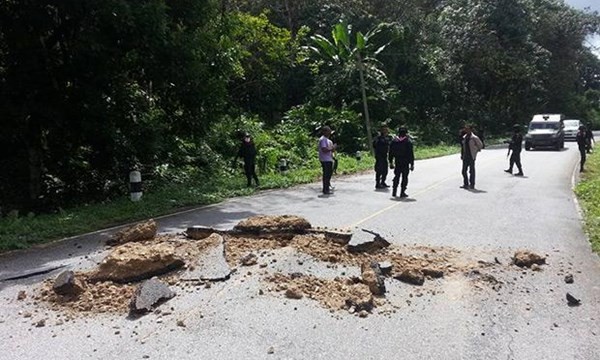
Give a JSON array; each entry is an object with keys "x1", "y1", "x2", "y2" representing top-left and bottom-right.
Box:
[{"x1": 1, "y1": 141, "x2": 599, "y2": 360}]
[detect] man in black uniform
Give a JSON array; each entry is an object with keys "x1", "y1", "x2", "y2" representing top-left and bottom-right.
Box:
[
  {"x1": 585, "y1": 124, "x2": 595, "y2": 154},
  {"x1": 504, "y1": 124, "x2": 524, "y2": 176},
  {"x1": 236, "y1": 132, "x2": 259, "y2": 187},
  {"x1": 576, "y1": 125, "x2": 588, "y2": 172},
  {"x1": 388, "y1": 127, "x2": 414, "y2": 198},
  {"x1": 373, "y1": 124, "x2": 391, "y2": 189}
]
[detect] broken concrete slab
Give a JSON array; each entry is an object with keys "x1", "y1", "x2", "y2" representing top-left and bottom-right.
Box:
[
  {"x1": 306, "y1": 228, "x2": 353, "y2": 245},
  {"x1": 52, "y1": 270, "x2": 83, "y2": 296},
  {"x1": 91, "y1": 242, "x2": 184, "y2": 283},
  {"x1": 0, "y1": 264, "x2": 66, "y2": 282},
  {"x1": 361, "y1": 262, "x2": 386, "y2": 295},
  {"x1": 347, "y1": 229, "x2": 390, "y2": 253},
  {"x1": 186, "y1": 226, "x2": 228, "y2": 240},
  {"x1": 394, "y1": 268, "x2": 425, "y2": 286},
  {"x1": 512, "y1": 250, "x2": 546, "y2": 268},
  {"x1": 181, "y1": 234, "x2": 231, "y2": 281},
  {"x1": 233, "y1": 215, "x2": 311, "y2": 234},
  {"x1": 130, "y1": 279, "x2": 175, "y2": 314},
  {"x1": 108, "y1": 219, "x2": 157, "y2": 246}
]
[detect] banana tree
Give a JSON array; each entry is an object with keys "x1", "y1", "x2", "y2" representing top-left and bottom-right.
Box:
[{"x1": 306, "y1": 22, "x2": 390, "y2": 155}]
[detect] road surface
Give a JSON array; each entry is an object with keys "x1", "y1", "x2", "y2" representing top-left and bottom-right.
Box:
[{"x1": 1, "y1": 141, "x2": 599, "y2": 360}]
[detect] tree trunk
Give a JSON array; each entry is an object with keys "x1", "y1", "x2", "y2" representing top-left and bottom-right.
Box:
[{"x1": 357, "y1": 53, "x2": 374, "y2": 156}]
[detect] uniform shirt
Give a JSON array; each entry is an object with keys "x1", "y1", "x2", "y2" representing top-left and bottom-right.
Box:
[
  {"x1": 318, "y1": 136, "x2": 334, "y2": 162},
  {"x1": 373, "y1": 135, "x2": 391, "y2": 159},
  {"x1": 388, "y1": 136, "x2": 414, "y2": 166},
  {"x1": 510, "y1": 133, "x2": 523, "y2": 152},
  {"x1": 576, "y1": 131, "x2": 587, "y2": 150},
  {"x1": 238, "y1": 140, "x2": 257, "y2": 161}
]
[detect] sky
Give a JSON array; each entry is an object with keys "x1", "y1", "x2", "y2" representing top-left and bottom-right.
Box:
[{"x1": 564, "y1": 0, "x2": 600, "y2": 56}]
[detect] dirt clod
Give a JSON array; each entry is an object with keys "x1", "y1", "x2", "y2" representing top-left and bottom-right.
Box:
[
  {"x1": 285, "y1": 285, "x2": 304, "y2": 299},
  {"x1": 394, "y1": 269, "x2": 425, "y2": 286},
  {"x1": 564, "y1": 274, "x2": 574, "y2": 284},
  {"x1": 361, "y1": 262, "x2": 386, "y2": 295},
  {"x1": 234, "y1": 215, "x2": 311, "y2": 234},
  {"x1": 17, "y1": 290, "x2": 27, "y2": 301},
  {"x1": 513, "y1": 251, "x2": 546, "y2": 268},
  {"x1": 240, "y1": 253, "x2": 258, "y2": 266}
]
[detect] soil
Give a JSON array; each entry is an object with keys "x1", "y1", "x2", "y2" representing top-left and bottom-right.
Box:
[
  {"x1": 108, "y1": 219, "x2": 157, "y2": 245},
  {"x1": 233, "y1": 215, "x2": 312, "y2": 233}
]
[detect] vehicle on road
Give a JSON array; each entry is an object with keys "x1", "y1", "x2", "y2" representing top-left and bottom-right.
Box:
[
  {"x1": 563, "y1": 119, "x2": 582, "y2": 141},
  {"x1": 525, "y1": 114, "x2": 565, "y2": 151}
]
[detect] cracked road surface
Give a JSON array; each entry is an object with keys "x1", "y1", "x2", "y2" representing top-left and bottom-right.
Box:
[{"x1": 1, "y1": 142, "x2": 599, "y2": 360}]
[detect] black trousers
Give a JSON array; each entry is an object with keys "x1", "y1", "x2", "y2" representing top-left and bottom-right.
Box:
[
  {"x1": 244, "y1": 160, "x2": 259, "y2": 186},
  {"x1": 579, "y1": 147, "x2": 587, "y2": 171},
  {"x1": 508, "y1": 151, "x2": 522, "y2": 173},
  {"x1": 375, "y1": 157, "x2": 388, "y2": 185},
  {"x1": 392, "y1": 164, "x2": 410, "y2": 192},
  {"x1": 321, "y1": 161, "x2": 333, "y2": 193},
  {"x1": 462, "y1": 158, "x2": 476, "y2": 187}
]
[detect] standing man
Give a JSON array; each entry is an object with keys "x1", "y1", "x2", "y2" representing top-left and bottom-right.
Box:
[
  {"x1": 388, "y1": 127, "x2": 414, "y2": 198},
  {"x1": 373, "y1": 124, "x2": 391, "y2": 189},
  {"x1": 236, "y1": 132, "x2": 259, "y2": 187},
  {"x1": 577, "y1": 125, "x2": 588, "y2": 172},
  {"x1": 318, "y1": 126, "x2": 336, "y2": 194},
  {"x1": 585, "y1": 124, "x2": 595, "y2": 154},
  {"x1": 460, "y1": 124, "x2": 484, "y2": 189},
  {"x1": 504, "y1": 124, "x2": 524, "y2": 176}
]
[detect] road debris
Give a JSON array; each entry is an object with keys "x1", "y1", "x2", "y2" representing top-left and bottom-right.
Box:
[
  {"x1": 361, "y1": 261, "x2": 386, "y2": 295},
  {"x1": 347, "y1": 229, "x2": 391, "y2": 253},
  {"x1": 394, "y1": 268, "x2": 425, "y2": 286},
  {"x1": 566, "y1": 293, "x2": 581, "y2": 306},
  {"x1": 52, "y1": 271, "x2": 84, "y2": 296},
  {"x1": 130, "y1": 279, "x2": 175, "y2": 314},
  {"x1": 233, "y1": 215, "x2": 311, "y2": 234},
  {"x1": 564, "y1": 274, "x2": 574, "y2": 284},
  {"x1": 17, "y1": 290, "x2": 27, "y2": 301},
  {"x1": 512, "y1": 250, "x2": 546, "y2": 268},
  {"x1": 180, "y1": 234, "x2": 231, "y2": 281},
  {"x1": 240, "y1": 253, "x2": 258, "y2": 266},
  {"x1": 108, "y1": 219, "x2": 157, "y2": 246}
]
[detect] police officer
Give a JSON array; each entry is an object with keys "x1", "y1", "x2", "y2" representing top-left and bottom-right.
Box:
[
  {"x1": 576, "y1": 125, "x2": 588, "y2": 172},
  {"x1": 236, "y1": 132, "x2": 259, "y2": 187},
  {"x1": 504, "y1": 124, "x2": 524, "y2": 176},
  {"x1": 388, "y1": 127, "x2": 414, "y2": 198},
  {"x1": 373, "y1": 124, "x2": 391, "y2": 189}
]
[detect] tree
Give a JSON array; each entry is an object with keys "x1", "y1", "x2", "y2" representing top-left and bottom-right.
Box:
[{"x1": 304, "y1": 22, "x2": 390, "y2": 153}]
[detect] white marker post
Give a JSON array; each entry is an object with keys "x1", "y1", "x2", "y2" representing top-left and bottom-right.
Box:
[{"x1": 129, "y1": 170, "x2": 142, "y2": 201}]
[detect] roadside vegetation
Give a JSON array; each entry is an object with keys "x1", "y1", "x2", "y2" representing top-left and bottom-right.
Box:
[
  {"x1": 0, "y1": 144, "x2": 458, "y2": 251},
  {"x1": 575, "y1": 150, "x2": 600, "y2": 253}
]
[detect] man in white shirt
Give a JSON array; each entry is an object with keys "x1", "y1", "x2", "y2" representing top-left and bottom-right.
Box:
[{"x1": 318, "y1": 126, "x2": 336, "y2": 194}]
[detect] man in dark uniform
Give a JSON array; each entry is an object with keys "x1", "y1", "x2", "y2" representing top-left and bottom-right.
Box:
[
  {"x1": 236, "y1": 132, "x2": 259, "y2": 187},
  {"x1": 576, "y1": 125, "x2": 588, "y2": 172},
  {"x1": 373, "y1": 124, "x2": 391, "y2": 189},
  {"x1": 585, "y1": 124, "x2": 595, "y2": 154},
  {"x1": 388, "y1": 127, "x2": 414, "y2": 198},
  {"x1": 504, "y1": 124, "x2": 524, "y2": 176}
]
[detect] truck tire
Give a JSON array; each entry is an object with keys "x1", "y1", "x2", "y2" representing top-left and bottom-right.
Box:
[{"x1": 525, "y1": 143, "x2": 532, "y2": 151}]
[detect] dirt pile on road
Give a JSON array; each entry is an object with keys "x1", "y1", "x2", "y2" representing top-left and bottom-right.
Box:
[
  {"x1": 513, "y1": 250, "x2": 546, "y2": 268},
  {"x1": 38, "y1": 274, "x2": 135, "y2": 314},
  {"x1": 265, "y1": 273, "x2": 376, "y2": 313},
  {"x1": 233, "y1": 215, "x2": 311, "y2": 233},
  {"x1": 108, "y1": 219, "x2": 157, "y2": 245}
]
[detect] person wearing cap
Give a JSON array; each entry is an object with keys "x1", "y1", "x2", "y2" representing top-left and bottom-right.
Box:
[
  {"x1": 318, "y1": 126, "x2": 336, "y2": 194},
  {"x1": 504, "y1": 124, "x2": 524, "y2": 176},
  {"x1": 373, "y1": 124, "x2": 391, "y2": 189},
  {"x1": 576, "y1": 125, "x2": 588, "y2": 172},
  {"x1": 236, "y1": 132, "x2": 259, "y2": 187},
  {"x1": 388, "y1": 127, "x2": 414, "y2": 198},
  {"x1": 460, "y1": 124, "x2": 484, "y2": 189}
]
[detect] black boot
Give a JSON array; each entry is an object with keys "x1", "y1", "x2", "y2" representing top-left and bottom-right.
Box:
[
  {"x1": 392, "y1": 188, "x2": 397, "y2": 197},
  {"x1": 400, "y1": 188, "x2": 408, "y2": 198}
]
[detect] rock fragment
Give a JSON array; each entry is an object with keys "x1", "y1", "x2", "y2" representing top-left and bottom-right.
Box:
[
  {"x1": 108, "y1": 219, "x2": 157, "y2": 246},
  {"x1": 130, "y1": 279, "x2": 175, "y2": 314},
  {"x1": 422, "y1": 268, "x2": 444, "y2": 278},
  {"x1": 378, "y1": 261, "x2": 393, "y2": 276},
  {"x1": 234, "y1": 215, "x2": 311, "y2": 234},
  {"x1": 512, "y1": 251, "x2": 546, "y2": 268},
  {"x1": 361, "y1": 262, "x2": 386, "y2": 295},
  {"x1": 564, "y1": 274, "x2": 574, "y2": 284},
  {"x1": 91, "y1": 243, "x2": 184, "y2": 283},
  {"x1": 52, "y1": 271, "x2": 84, "y2": 296},
  {"x1": 186, "y1": 226, "x2": 227, "y2": 240},
  {"x1": 240, "y1": 253, "x2": 258, "y2": 266},
  {"x1": 394, "y1": 268, "x2": 425, "y2": 286},
  {"x1": 17, "y1": 290, "x2": 27, "y2": 301},
  {"x1": 566, "y1": 293, "x2": 581, "y2": 307},
  {"x1": 285, "y1": 285, "x2": 303, "y2": 299}
]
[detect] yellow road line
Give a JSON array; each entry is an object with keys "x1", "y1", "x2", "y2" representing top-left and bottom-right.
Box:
[{"x1": 348, "y1": 153, "x2": 503, "y2": 228}]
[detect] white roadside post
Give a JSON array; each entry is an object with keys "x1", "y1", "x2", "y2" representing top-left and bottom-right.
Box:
[{"x1": 129, "y1": 170, "x2": 142, "y2": 201}]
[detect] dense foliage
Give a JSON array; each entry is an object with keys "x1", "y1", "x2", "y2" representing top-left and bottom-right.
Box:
[{"x1": 1, "y1": 0, "x2": 599, "y2": 213}]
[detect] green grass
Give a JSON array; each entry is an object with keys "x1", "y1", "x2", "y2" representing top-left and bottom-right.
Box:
[
  {"x1": 0, "y1": 143, "x2": 460, "y2": 252},
  {"x1": 575, "y1": 149, "x2": 600, "y2": 253}
]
